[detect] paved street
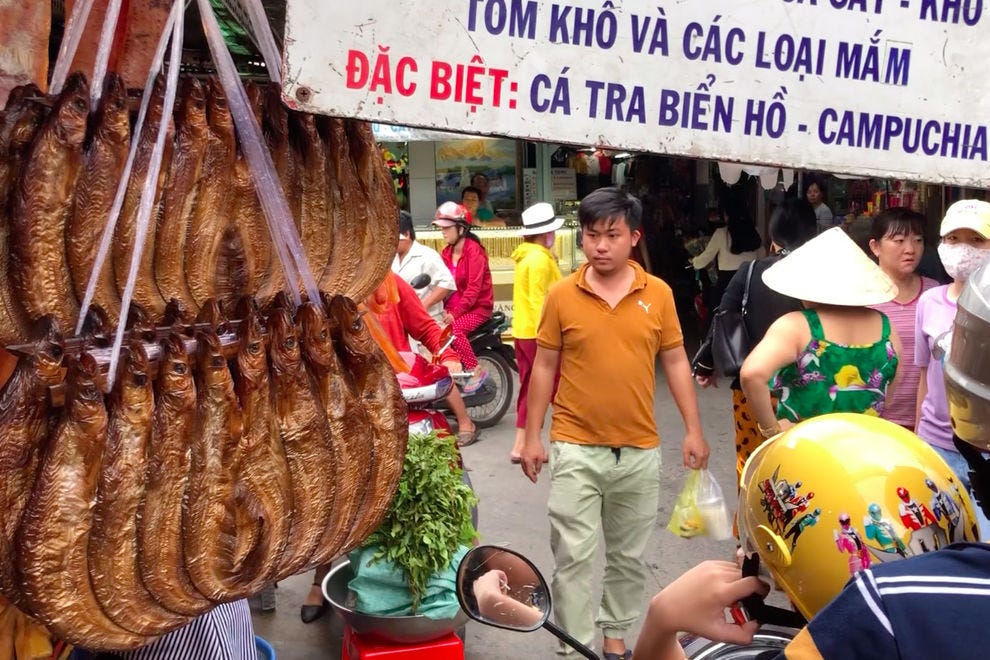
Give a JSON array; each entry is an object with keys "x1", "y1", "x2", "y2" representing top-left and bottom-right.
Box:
[{"x1": 252, "y1": 365, "x2": 741, "y2": 659}]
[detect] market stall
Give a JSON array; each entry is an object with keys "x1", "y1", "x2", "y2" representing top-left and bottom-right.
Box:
[{"x1": 0, "y1": 0, "x2": 411, "y2": 655}]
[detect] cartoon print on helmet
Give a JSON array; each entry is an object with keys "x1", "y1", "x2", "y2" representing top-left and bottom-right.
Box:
[
  {"x1": 782, "y1": 508, "x2": 821, "y2": 551},
  {"x1": 863, "y1": 502, "x2": 909, "y2": 561},
  {"x1": 739, "y1": 414, "x2": 981, "y2": 621},
  {"x1": 834, "y1": 513, "x2": 871, "y2": 576},
  {"x1": 758, "y1": 466, "x2": 817, "y2": 538},
  {"x1": 896, "y1": 485, "x2": 944, "y2": 554}
]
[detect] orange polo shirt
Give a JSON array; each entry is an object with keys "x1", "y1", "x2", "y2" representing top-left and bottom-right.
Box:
[{"x1": 536, "y1": 261, "x2": 684, "y2": 449}]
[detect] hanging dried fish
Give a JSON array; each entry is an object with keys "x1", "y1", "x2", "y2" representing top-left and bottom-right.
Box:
[
  {"x1": 67, "y1": 72, "x2": 130, "y2": 323},
  {"x1": 9, "y1": 72, "x2": 88, "y2": 330},
  {"x1": 16, "y1": 353, "x2": 149, "y2": 649},
  {"x1": 327, "y1": 295, "x2": 408, "y2": 550},
  {"x1": 155, "y1": 78, "x2": 209, "y2": 313}
]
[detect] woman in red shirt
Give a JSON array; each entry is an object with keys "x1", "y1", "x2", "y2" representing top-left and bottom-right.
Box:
[{"x1": 433, "y1": 202, "x2": 494, "y2": 396}]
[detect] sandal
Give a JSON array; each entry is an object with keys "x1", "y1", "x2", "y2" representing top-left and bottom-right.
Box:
[
  {"x1": 456, "y1": 429, "x2": 481, "y2": 447},
  {"x1": 602, "y1": 651, "x2": 632, "y2": 660}
]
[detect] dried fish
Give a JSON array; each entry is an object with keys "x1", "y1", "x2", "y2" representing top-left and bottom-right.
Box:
[
  {"x1": 17, "y1": 353, "x2": 149, "y2": 649},
  {"x1": 328, "y1": 295, "x2": 408, "y2": 550},
  {"x1": 9, "y1": 72, "x2": 88, "y2": 330},
  {"x1": 90, "y1": 341, "x2": 189, "y2": 634}
]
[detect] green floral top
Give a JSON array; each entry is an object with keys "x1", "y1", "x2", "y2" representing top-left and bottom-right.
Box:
[{"x1": 771, "y1": 309, "x2": 898, "y2": 422}]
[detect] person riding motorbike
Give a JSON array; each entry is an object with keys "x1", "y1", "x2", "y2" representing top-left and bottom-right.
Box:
[
  {"x1": 433, "y1": 201, "x2": 495, "y2": 412},
  {"x1": 635, "y1": 291, "x2": 990, "y2": 660}
]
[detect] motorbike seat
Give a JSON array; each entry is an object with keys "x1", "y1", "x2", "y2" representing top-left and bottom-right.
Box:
[{"x1": 469, "y1": 311, "x2": 505, "y2": 338}]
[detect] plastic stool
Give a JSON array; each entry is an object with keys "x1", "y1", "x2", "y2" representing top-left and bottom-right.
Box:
[{"x1": 341, "y1": 627, "x2": 463, "y2": 660}]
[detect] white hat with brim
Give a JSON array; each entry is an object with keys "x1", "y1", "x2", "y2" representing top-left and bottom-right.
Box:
[
  {"x1": 762, "y1": 227, "x2": 897, "y2": 306},
  {"x1": 940, "y1": 199, "x2": 990, "y2": 238},
  {"x1": 518, "y1": 202, "x2": 565, "y2": 236}
]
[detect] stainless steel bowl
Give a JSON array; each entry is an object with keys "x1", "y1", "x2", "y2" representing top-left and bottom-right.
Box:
[{"x1": 322, "y1": 560, "x2": 469, "y2": 645}]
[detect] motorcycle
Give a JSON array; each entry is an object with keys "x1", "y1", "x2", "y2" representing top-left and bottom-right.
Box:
[
  {"x1": 455, "y1": 546, "x2": 799, "y2": 659},
  {"x1": 408, "y1": 274, "x2": 517, "y2": 428}
]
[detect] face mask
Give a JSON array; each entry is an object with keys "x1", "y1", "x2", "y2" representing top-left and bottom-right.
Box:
[
  {"x1": 938, "y1": 242, "x2": 990, "y2": 281},
  {"x1": 543, "y1": 233, "x2": 556, "y2": 249}
]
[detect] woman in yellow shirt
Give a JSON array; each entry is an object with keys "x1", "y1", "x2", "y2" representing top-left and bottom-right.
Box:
[{"x1": 510, "y1": 203, "x2": 564, "y2": 462}]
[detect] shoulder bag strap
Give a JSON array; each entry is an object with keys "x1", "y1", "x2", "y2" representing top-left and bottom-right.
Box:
[{"x1": 740, "y1": 260, "x2": 757, "y2": 315}]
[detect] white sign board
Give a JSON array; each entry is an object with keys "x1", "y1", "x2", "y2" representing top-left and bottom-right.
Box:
[{"x1": 283, "y1": 0, "x2": 990, "y2": 187}]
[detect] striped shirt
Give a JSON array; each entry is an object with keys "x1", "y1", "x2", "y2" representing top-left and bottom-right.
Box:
[
  {"x1": 870, "y1": 277, "x2": 938, "y2": 427},
  {"x1": 75, "y1": 600, "x2": 256, "y2": 660},
  {"x1": 784, "y1": 543, "x2": 990, "y2": 659}
]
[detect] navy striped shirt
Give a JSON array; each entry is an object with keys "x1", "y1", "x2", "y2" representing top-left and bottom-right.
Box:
[
  {"x1": 74, "y1": 600, "x2": 256, "y2": 660},
  {"x1": 792, "y1": 543, "x2": 990, "y2": 659}
]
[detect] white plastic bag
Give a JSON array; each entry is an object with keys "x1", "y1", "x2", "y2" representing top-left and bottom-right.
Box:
[{"x1": 695, "y1": 469, "x2": 733, "y2": 541}]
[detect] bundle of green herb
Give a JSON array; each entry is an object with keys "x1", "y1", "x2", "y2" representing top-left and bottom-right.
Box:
[{"x1": 363, "y1": 431, "x2": 478, "y2": 610}]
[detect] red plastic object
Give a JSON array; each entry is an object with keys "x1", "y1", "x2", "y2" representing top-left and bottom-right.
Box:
[{"x1": 342, "y1": 627, "x2": 464, "y2": 660}]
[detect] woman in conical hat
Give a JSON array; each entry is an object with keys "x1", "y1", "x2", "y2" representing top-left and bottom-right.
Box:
[{"x1": 739, "y1": 227, "x2": 902, "y2": 439}]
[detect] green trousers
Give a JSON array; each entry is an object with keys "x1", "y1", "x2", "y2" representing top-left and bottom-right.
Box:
[{"x1": 547, "y1": 441, "x2": 661, "y2": 653}]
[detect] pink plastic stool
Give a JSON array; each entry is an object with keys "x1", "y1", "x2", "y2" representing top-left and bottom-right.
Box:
[{"x1": 341, "y1": 627, "x2": 464, "y2": 660}]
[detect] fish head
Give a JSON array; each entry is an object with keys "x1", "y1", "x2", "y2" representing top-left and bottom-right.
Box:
[
  {"x1": 162, "y1": 298, "x2": 192, "y2": 329},
  {"x1": 177, "y1": 77, "x2": 208, "y2": 138},
  {"x1": 328, "y1": 295, "x2": 374, "y2": 356},
  {"x1": 235, "y1": 306, "x2": 268, "y2": 390},
  {"x1": 30, "y1": 316, "x2": 65, "y2": 385},
  {"x1": 9, "y1": 100, "x2": 45, "y2": 153},
  {"x1": 267, "y1": 307, "x2": 302, "y2": 374},
  {"x1": 95, "y1": 72, "x2": 129, "y2": 143},
  {"x1": 2, "y1": 83, "x2": 41, "y2": 111},
  {"x1": 66, "y1": 352, "x2": 103, "y2": 408},
  {"x1": 52, "y1": 72, "x2": 89, "y2": 146},
  {"x1": 195, "y1": 298, "x2": 229, "y2": 332},
  {"x1": 195, "y1": 329, "x2": 232, "y2": 395},
  {"x1": 111, "y1": 340, "x2": 152, "y2": 407},
  {"x1": 145, "y1": 74, "x2": 167, "y2": 127},
  {"x1": 126, "y1": 302, "x2": 156, "y2": 341},
  {"x1": 265, "y1": 291, "x2": 293, "y2": 315},
  {"x1": 296, "y1": 301, "x2": 334, "y2": 371},
  {"x1": 158, "y1": 332, "x2": 195, "y2": 403},
  {"x1": 79, "y1": 304, "x2": 112, "y2": 348}
]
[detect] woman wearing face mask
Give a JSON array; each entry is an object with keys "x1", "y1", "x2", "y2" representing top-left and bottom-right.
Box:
[
  {"x1": 868, "y1": 208, "x2": 939, "y2": 431},
  {"x1": 509, "y1": 203, "x2": 563, "y2": 463},
  {"x1": 915, "y1": 199, "x2": 990, "y2": 536}
]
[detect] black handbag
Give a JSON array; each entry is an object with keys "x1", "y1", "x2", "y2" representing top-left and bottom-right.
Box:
[{"x1": 711, "y1": 260, "x2": 756, "y2": 377}]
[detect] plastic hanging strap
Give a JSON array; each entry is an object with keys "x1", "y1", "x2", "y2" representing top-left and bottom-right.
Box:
[
  {"x1": 106, "y1": 0, "x2": 183, "y2": 389},
  {"x1": 197, "y1": 0, "x2": 320, "y2": 307},
  {"x1": 50, "y1": 0, "x2": 97, "y2": 95},
  {"x1": 76, "y1": 0, "x2": 182, "y2": 336},
  {"x1": 238, "y1": 0, "x2": 282, "y2": 85},
  {"x1": 89, "y1": 0, "x2": 125, "y2": 108}
]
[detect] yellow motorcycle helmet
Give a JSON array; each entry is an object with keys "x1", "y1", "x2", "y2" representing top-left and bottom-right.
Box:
[{"x1": 739, "y1": 413, "x2": 978, "y2": 620}]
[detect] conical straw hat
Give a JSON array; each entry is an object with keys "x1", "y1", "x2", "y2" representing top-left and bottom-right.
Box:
[{"x1": 762, "y1": 227, "x2": 897, "y2": 306}]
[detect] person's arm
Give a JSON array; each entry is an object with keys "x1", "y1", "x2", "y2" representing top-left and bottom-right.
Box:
[
  {"x1": 659, "y1": 346, "x2": 710, "y2": 469},
  {"x1": 421, "y1": 286, "x2": 453, "y2": 312},
  {"x1": 521, "y1": 347, "x2": 559, "y2": 482},
  {"x1": 885, "y1": 322, "x2": 903, "y2": 404},
  {"x1": 447, "y1": 244, "x2": 485, "y2": 317},
  {"x1": 633, "y1": 561, "x2": 768, "y2": 660},
  {"x1": 472, "y1": 569, "x2": 544, "y2": 628},
  {"x1": 916, "y1": 367, "x2": 928, "y2": 430},
  {"x1": 740, "y1": 313, "x2": 803, "y2": 434},
  {"x1": 523, "y1": 259, "x2": 554, "y2": 325},
  {"x1": 691, "y1": 227, "x2": 725, "y2": 270},
  {"x1": 394, "y1": 277, "x2": 459, "y2": 363}
]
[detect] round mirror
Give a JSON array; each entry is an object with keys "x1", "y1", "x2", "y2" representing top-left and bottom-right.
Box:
[{"x1": 456, "y1": 546, "x2": 550, "y2": 632}]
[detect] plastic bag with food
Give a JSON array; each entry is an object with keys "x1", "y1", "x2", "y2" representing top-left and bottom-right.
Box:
[{"x1": 666, "y1": 469, "x2": 704, "y2": 538}]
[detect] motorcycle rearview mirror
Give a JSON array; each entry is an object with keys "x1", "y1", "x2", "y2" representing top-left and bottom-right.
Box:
[
  {"x1": 408, "y1": 273, "x2": 432, "y2": 290},
  {"x1": 456, "y1": 546, "x2": 598, "y2": 660}
]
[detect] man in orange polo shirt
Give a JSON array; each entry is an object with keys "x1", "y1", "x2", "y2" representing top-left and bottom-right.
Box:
[{"x1": 520, "y1": 187, "x2": 710, "y2": 660}]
